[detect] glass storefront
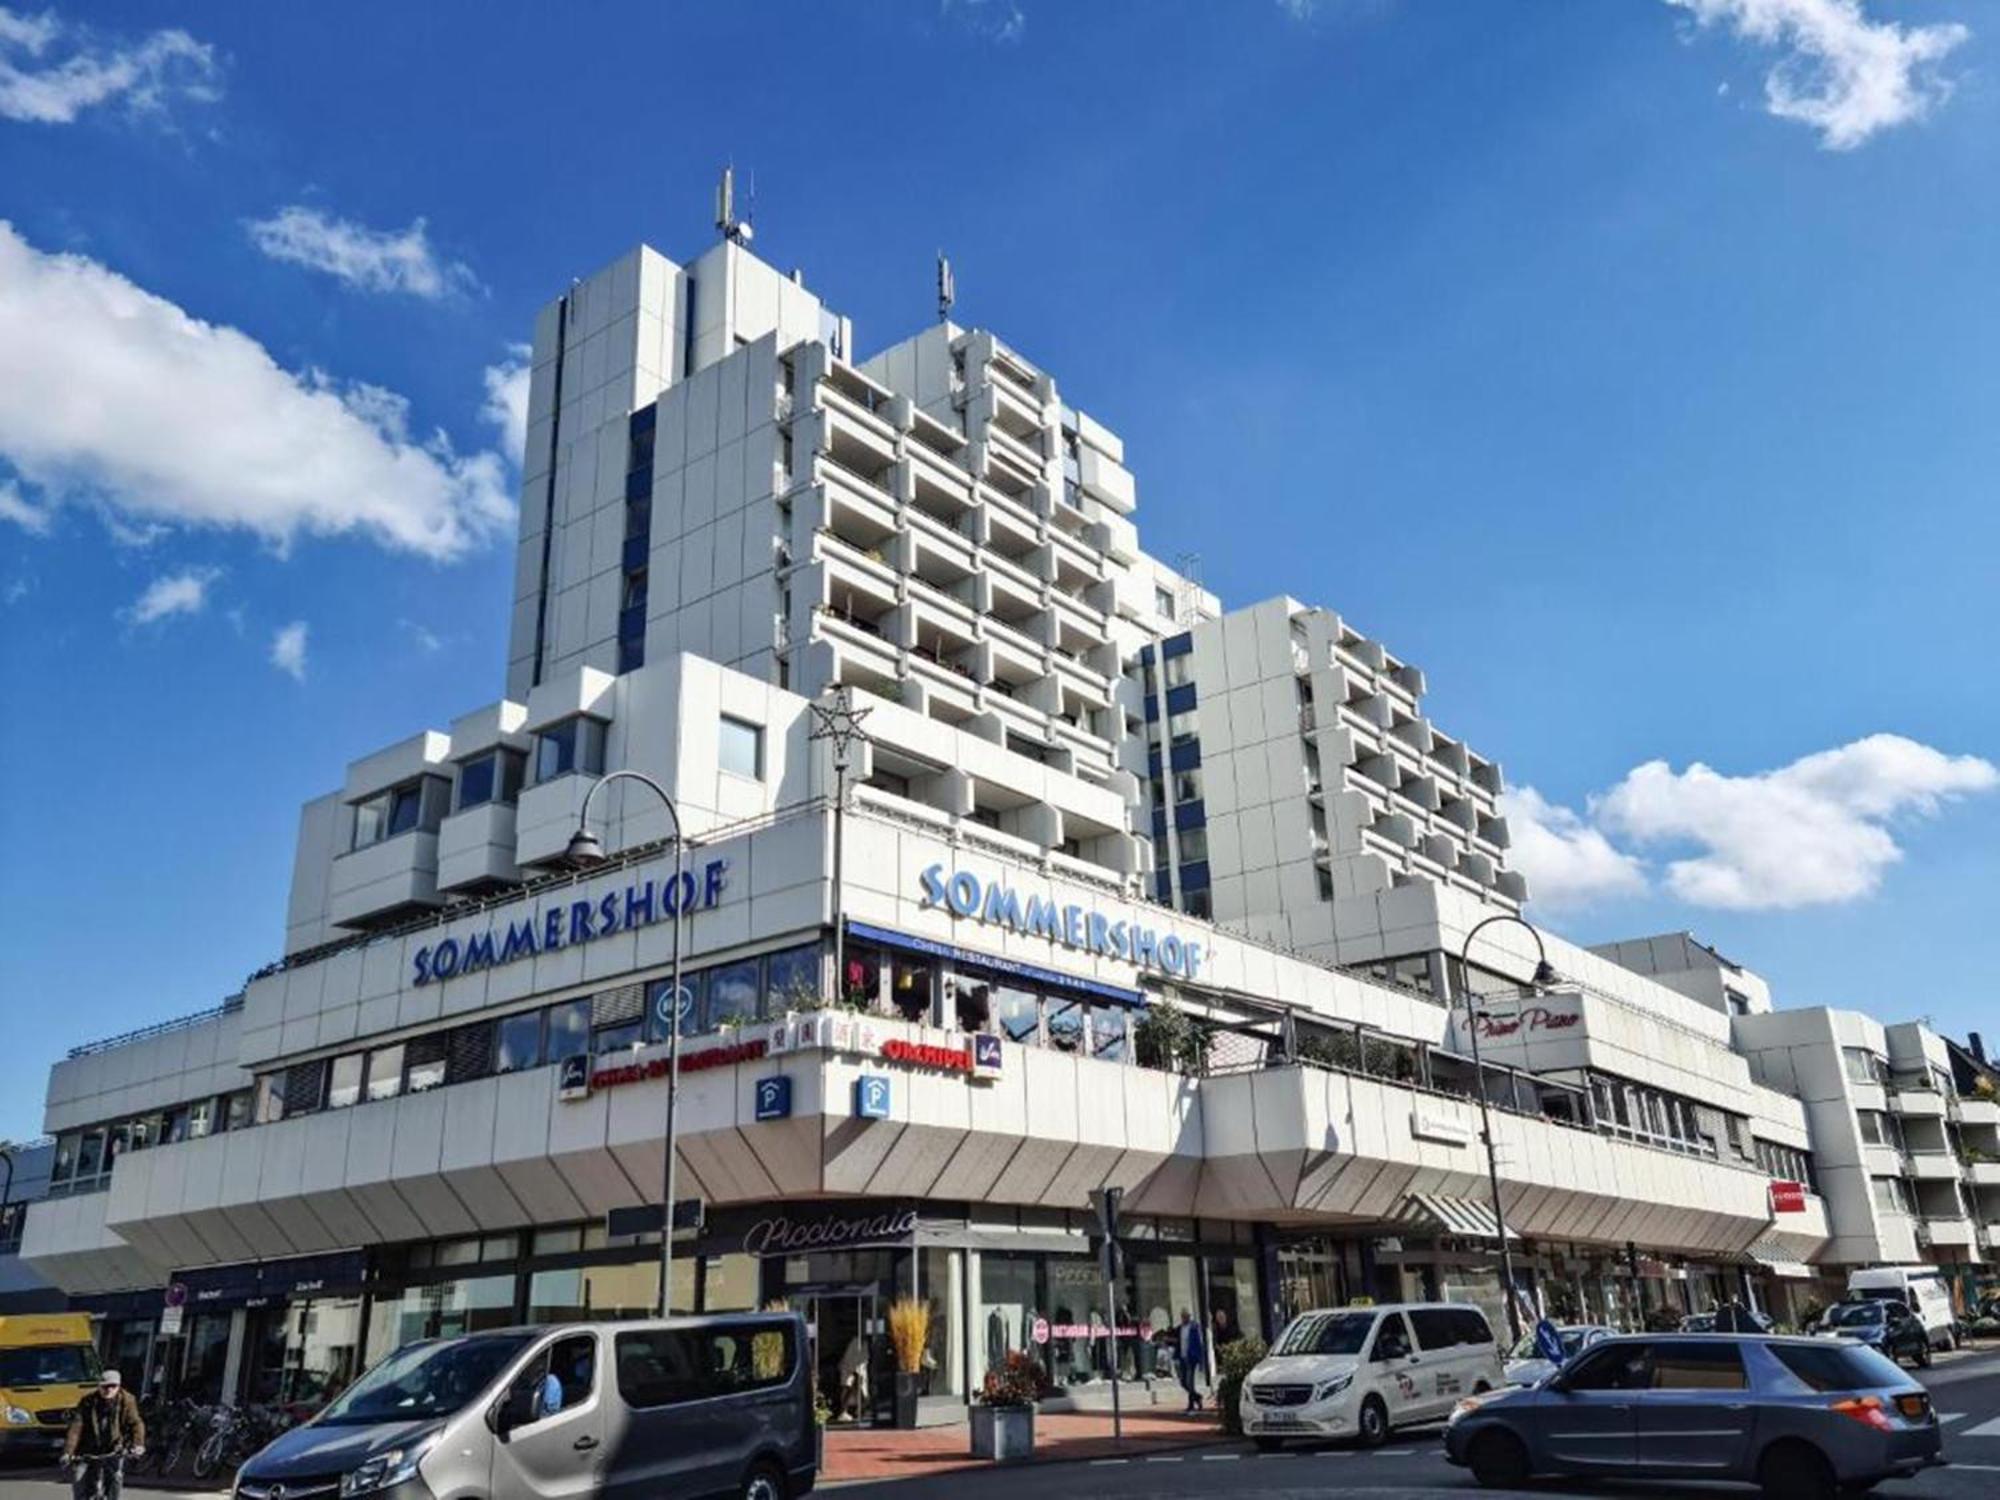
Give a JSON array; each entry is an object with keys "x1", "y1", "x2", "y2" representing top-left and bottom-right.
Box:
[
  {"x1": 180, "y1": 1310, "x2": 233, "y2": 1402},
  {"x1": 364, "y1": 1273, "x2": 516, "y2": 1368},
  {"x1": 241, "y1": 1296, "x2": 366, "y2": 1410}
]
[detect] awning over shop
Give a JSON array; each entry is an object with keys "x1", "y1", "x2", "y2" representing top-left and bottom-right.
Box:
[
  {"x1": 847, "y1": 920, "x2": 1147, "y2": 1009},
  {"x1": 1742, "y1": 1241, "x2": 1816, "y2": 1280},
  {"x1": 1398, "y1": 1193, "x2": 1519, "y2": 1242}
]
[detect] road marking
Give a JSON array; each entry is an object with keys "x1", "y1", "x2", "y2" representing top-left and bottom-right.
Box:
[
  {"x1": 1961, "y1": 1415, "x2": 2000, "y2": 1438},
  {"x1": 1949, "y1": 1462, "x2": 2000, "y2": 1472},
  {"x1": 1376, "y1": 1448, "x2": 1415, "y2": 1456},
  {"x1": 1258, "y1": 1451, "x2": 1296, "y2": 1458},
  {"x1": 1200, "y1": 1453, "x2": 1240, "y2": 1460},
  {"x1": 1089, "y1": 1458, "x2": 1128, "y2": 1466},
  {"x1": 1144, "y1": 1455, "x2": 1184, "y2": 1462},
  {"x1": 1938, "y1": 1412, "x2": 1965, "y2": 1424}
]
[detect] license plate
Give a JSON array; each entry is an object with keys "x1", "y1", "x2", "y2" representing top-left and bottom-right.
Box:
[{"x1": 1260, "y1": 1412, "x2": 1304, "y2": 1427}]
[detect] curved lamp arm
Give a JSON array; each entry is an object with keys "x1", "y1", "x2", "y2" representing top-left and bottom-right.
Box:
[
  {"x1": 1459, "y1": 912, "x2": 1559, "y2": 1008},
  {"x1": 566, "y1": 769, "x2": 682, "y2": 865}
]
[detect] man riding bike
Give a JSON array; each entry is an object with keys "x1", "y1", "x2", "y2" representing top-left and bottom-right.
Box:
[{"x1": 61, "y1": 1369, "x2": 145, "y2": 1500}]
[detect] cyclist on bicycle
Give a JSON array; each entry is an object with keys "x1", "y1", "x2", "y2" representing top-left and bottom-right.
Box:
[{"x1": 61, "y1": 1369, "x2": 145, "y2": 1500}]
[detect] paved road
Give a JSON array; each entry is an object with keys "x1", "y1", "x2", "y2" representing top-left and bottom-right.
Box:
[{"x1": 3, "y1": 1351, "x2": 1997, "y2": 1500}]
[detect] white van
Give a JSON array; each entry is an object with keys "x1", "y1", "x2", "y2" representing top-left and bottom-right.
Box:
[
  {"x1": 1847, "y1": 1266, "x2": 1957, "y2": 1351},
  {"x1": 1240, "y1": 1303, "x2": 1505, "y2": 1448}
]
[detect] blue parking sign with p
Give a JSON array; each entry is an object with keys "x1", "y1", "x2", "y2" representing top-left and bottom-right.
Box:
[
  {"x1": 856, "y1": 1075, "x2": 892, "y2": 1120},
  {"x1": 754, "y1": 1076, "x2": 792, "y2": 1122}
]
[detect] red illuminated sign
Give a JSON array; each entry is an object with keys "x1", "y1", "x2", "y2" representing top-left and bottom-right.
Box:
[
  {"x1": 1769, "y1": 1180, "x2": 1808, "y2": 1214},
  {"x1": 588, "y1": 1038, "x2": 768, "y2": 1094},
  {"x1": 881, "y1": 1038, "x2": 972, "y2": 1073}
]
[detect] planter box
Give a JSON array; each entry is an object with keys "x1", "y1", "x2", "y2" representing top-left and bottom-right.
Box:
[
  {"x1": 894, "y1": 1372, "x2": 923, "y2": 1429},
  {"x1": 969, "y1": 1403, "x2": 1034, "y2": 1462}
]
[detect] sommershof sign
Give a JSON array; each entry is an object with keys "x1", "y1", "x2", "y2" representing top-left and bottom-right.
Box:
[
  {"x1": 412, "y1": 856, "x2": 731, "y2": 985},
  {"x1": 918, "y1": 863, "x2": 1206, "y2": 980}
]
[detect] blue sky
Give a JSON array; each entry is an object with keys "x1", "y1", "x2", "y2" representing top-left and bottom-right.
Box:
[{"x1": 2, "y1": 0, "x2": 1997, "y2": 1140}]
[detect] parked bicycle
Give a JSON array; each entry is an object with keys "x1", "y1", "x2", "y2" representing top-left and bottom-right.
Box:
[{"x1": 191, "y1": 1403, "x2": 293, "y2": 1483}]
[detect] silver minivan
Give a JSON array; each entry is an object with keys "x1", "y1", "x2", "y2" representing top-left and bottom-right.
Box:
[{"x1": 232, "y1": 1313, "x2": 815, "y2": 1500}]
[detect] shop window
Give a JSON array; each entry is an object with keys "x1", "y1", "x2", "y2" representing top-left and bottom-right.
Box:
[
  {"x1": 718, "y1": 716, "x2": 764, "y2": 779},
  {"x1": 406, "y1": 1035, "x2": 448, "y2": 1094},
  {"x1": 365, "y1": 1044, "x2": 406, "y2": 1103},
  {"x1": 993, "y1": 985, "x2": 1039, "y2": 1045},
  {"x1": 326, "y1": 1054, "x2": 364, "y2": 1110},
  {"x1": 702, "y1": 1254, "x2": 760, "y2": 1313},
  {"x1": 954, "y1": 976, "x2": 992, "y2": 1033},
  {"x1": 531, "y1": 1226, "x2": 583, "y2": 1256},
  {"x1": 1046, "y1": 998, "x2": 1086, "y2": 1055},
  {"x1": 529, "y1": 1264, "x2": 659, "y2": 1326},
  {"x1": 763, "y1": 943, "x2": 820, "y2": 1013},
  {"x1": 546, "y1": 998, "x2": 592, "y2": 1058},
  {"x1": 458, "y1": 749, "x2": 526, "y2": 812},
  {"x1": 448, "y1": 1023, "x2": 495, "y2": 1083},
  {"x1": 495, "y1": 1011, "x2": 544, "y2": 1074},
  {"x1": 705, "y1": 961, "x2": 759, "y2": 1030},
  {"x1": 366, "y1": 1275, "x2": 519, "y2": 1363},
  {"x1": 535, "y1": 716, "x2": 606, "y2": 782},
  {"x1": 645, "y1": 976, "x2": 701, "y2": 1043},
  {"x1": 889, "y1": 954, "x2": 933, "y2": 1023},
  {"x1": 1089, "y1": 1005, "x2": 1128, "y2": 1064},
  {"x1": 841, "y1": 945, "x2": 884, "y2": 1010}
]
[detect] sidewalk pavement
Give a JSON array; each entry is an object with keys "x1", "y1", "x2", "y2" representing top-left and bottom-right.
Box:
[{"x1": 821, "y1": 1408, "x2": 1227, "y2": 1485}]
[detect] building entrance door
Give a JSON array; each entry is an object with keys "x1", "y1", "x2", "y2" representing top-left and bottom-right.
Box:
[{"x1": 806, "y1": 1291, "x2": 888, "y2": 1426}]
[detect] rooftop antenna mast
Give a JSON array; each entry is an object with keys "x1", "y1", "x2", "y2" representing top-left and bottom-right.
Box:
[
  {"x1": 1174, "y1": 550, "x2": 1203, "y2": 628},
  {"x1": 716, "y1": 164, "x2": 754, "y2": 246},
  {"x1": 936, "y1": 251, "x2": 955, "y2": 324}
]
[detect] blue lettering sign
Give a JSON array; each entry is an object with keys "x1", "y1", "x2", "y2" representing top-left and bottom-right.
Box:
[
  {"x1": 412, "y1": 858, "x2": 735, "y2": 986},
  {"x1": 755, "y1": 1076, "x2": 792, "y2": 1122},
  {"x1": 856, "y1": 1075, "x2": 892, "y2": 1120},
  {"x1": 914, "y1": 864, "x2": 1206, "y2": 981}
]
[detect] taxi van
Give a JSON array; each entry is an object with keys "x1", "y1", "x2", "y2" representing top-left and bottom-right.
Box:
[
  {"x1": 0, "y1": 1313, "x2": 102, "y2": 1461},
  {"x1": 1241, "y1": 1302, "x2": 1504, "y2": 1448}
]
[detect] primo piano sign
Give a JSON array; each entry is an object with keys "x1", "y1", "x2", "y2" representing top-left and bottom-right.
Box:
[
  {"x1": 412, "y1": 857, "x2": 732, "y2": 985},
  {"x1": 918, "y1": 864, "x2": 1206, "y2": 981}
]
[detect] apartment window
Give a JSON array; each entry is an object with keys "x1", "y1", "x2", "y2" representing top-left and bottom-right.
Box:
[
  {"x1": 223, "y1": 1090, "x2": 253, "y2": 1132},
  {"x1": 187, "y1": 1098, "x2": 215, "y2": 1140},
  {"x1": 1168, "y1": 710, "x2": 1199, "y2": 745},
  {"x1": 718, "y1": 716, "x2": 763, "y2": 779},
  {"x1": 1155, "y1": 587, "x2": 1176, "y2": 619},
  {"x1": 365, "y1": 1044, "x2": 406, "y2": 1103},
  {"x1": 326, "y1": 1054, "x2": 364, "y2": 1110},
  {"x1": 1177, "y1": 828, "x2": 1208, "y2": 863},
  {"x1": 1316, "y1": 866, "x2": 1334, "y2": 901},
  {"x1": 1871, "y1": 1176, "x2": 1913, "y2": 1215},
  {"x1": 1844, "y1": 1047, "x2": 1887, "y2": 1086},
  {"x1": 1857, "y1": 1110, "x2": 1887, "y2": 1146},
  {"x1": 536, "y1": 717, "x2": 606, "y2": 782},
  {"x1": 625, "y1": 497, "x2": 653, "y2": 539},
  {"x1": 406, "y1": 1035, "x2": 448, "y2": 1094},
  {"x1": 1184, "y1": 889, "x2": 1213, "y2": 920},
  {"x1": 1163, "y1": 653, "x2": 1194, "y2": 688},
  {"x1": 458, "y1": 749, "x2": 526, "y2": 812},
  {"x1": 623, "y1": 569, "x2": 649, "y2": 611},
  {"x1": 352, "y1": 778, "x2": 440, "y2": 849},
  {"x1": 253, "y1": 1075, "x2": 285, "y2": 1125}
]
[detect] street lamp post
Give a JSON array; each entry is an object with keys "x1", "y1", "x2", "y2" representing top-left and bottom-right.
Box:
[
  {"x1": 1457, "y1": 912, "x2": 1559, "y2": 1345},
  {"x1": 566, "y1": 769, "x2": 686, "y2": 1318}
]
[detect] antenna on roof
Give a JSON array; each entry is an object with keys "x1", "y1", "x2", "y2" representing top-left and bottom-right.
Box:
[
  {"x1": 937, "y1": 251, "x2": 955, "y2": 324},
  {"x1": 1173, "y1": 551, "x2": 1203, "y2": 627},
  {"x1": 716, "y1": 164, "x2": 753, "y2": 246}
]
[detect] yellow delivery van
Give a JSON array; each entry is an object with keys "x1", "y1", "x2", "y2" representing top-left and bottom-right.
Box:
[{"x1": 0, "y1": 1313, "x2": 101, "y2": 1459}]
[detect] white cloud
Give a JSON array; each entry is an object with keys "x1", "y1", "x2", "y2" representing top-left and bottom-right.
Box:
[
  {"x1": 0, "y1": 221, "x2": 513, "y2": 561},
  {"x1": 270, "y1": 619, "x2": 308, "y2": 680},
  {"x1": 1502, "y1": 786, "x2": 1650, "y2": 909},
  {"x1": 0, "y1": 6, "x2": 219, "y2": 125},
  {"x1": 0, "y1": 477, "x2": 50, "y2": 533},
  {"x1": 399, "y1": 617, "x2": 444, "y2": 654},
  {"x1": 246, "y1": 206, "x2": 478, "y2": 300},
  {"x1": 1596, "y1": 734, "x2": 1997, "y2": 908},
  {"x1": 124, "y1": 566, "x2": 218, "y2": 625},
  {"x1": 1667, "y1": 0, "x2": 1969, "y2": 149},
  {"x1": 942, "y1": 0, "x2": 1025, "y2": 43},
  {"x1": 482, "y1": 345, "x2": 531, "y2": 467}
]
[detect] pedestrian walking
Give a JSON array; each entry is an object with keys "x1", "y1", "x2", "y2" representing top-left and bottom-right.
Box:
[
  {"x1": 62, "y1": 1369, "x2": 145, "y2": 1500},
  {"x1": 1174, "y1": 1308, "x2": 1206, "y2": 1412}
]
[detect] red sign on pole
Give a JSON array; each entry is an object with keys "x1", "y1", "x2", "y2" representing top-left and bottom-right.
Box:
[{"x1": 1769, "y1": 1180, "x2": 1808, "y2": 1214}]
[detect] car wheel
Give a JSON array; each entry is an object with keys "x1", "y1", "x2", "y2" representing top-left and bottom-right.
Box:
[
  {"x1": 1916, "y1": 1340, "x2": 1932, "y2": 1368},
  {"x1": 740, "y1": 1459, "x2": 788, "y2": 1500},
  {"x1": 1759, "y1": 1440, "x2": 1836, "y2": 1500},
  {"x1": 1468, "y1": 1429, "x2": 1531, "y2": 1489},
  {"x1": 1356, "y1": 1395, "x2": 1389, "y2": 1448}
]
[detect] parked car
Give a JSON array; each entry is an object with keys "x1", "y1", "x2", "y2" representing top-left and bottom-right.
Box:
[
  {"x1": 231, "y1": 1313, "x2": 815, "y2": 1500},
  {"x1": 1817, "y1": 1299, "x2": 1931, "y2": 1369},
  {"x1": 1847, "y1": 1266, "x2": 1957, "y2": 1351},
  {"x1": 1444, "y1": 1334, "x2": 1943, "y2": 1500},
  {"x1": 1503, "y1": 1325, "x2": 1613, "y2": 1387},
  {"x1": 1238, "y1": 1302, "x2": 1503, "y2": 1448}
]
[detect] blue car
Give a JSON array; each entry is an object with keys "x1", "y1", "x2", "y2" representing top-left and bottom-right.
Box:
[{"x1": 1443, "y1": 1334, "x2": 1943, "y2": 1500}]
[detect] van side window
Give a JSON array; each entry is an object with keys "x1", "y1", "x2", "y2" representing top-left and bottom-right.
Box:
[
  {"x1": 1451, "y1": 1308, "x2": 1493, "y2": 1345},
  {"x1": 1407, "y1": 1309, "x2": 1458, "y2": 1351},
  {"x1": 508, "y1": 1335, "x2": 597, "y2": 1421},
  {"x1": 1370, "y1": 1314, "x2": 1413, "y2": 1362},
  {"x1": 617, "y1": 1322, "x2": 797, "y2": 1409}
]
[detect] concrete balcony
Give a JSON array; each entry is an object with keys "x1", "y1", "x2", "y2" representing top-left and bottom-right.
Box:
[
  {"x1": 1889, "y1": 1088, "x2": 1947, "y2": 1119},
  {"x1": 1956, "y1": 1098, "x2": 2000, "y2": 1128},
  {"x1": 1962, "y1": 1160, "x2": 2000, "y2": 1188},
  {"x1": 437, "y1": 802, "x2": 522, "y2": 892},
  {"x1": 1906, "y1": 1152, "x2": 1963, "y2": 1182},
  {"x1": 326, "y1": 831, "x2": 442, "y2": 930},
  {"x1": 1922, "y1": 1217, "x2": 1979, "y2": 1252}
]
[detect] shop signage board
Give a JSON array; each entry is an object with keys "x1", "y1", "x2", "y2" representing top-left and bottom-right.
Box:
[
  {"x1": 916, "y1": 864, "x2": 1206, "y2": 980},
  {"x1": 740, "y1": 1204, "x2": 918, "y2": 1257},
  {"x1": 159, "y1": 1306, "x2": 183, "y2": 1337},
  {"x1": 1768, "y1": 1180, "x2": 1808, "y2": 1214},
  {"x1": 856, "y1": 1075, "x2": 892, "y2": 1119}
]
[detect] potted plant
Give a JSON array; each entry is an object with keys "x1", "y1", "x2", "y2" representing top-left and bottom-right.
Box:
[
  {"x1": 969, "y1": 1352, "x2": 1042, "y2": 1461},
  {"x1": 813, "y1": 1390, "x2": 831, "y2": 1468},
  {"x1": 886, "y1": 1297, "x2": 930, "y2": 1428}
]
